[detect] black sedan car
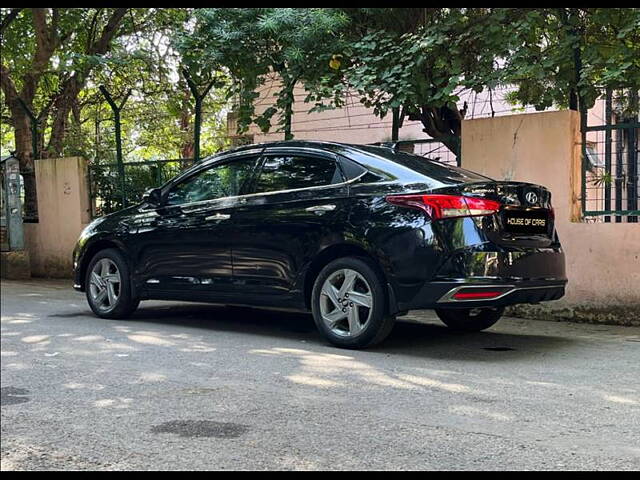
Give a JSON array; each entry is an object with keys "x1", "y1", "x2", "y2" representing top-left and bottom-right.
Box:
[{"x1": 73, "y1": 141, "x2": 566, "y2": 348}]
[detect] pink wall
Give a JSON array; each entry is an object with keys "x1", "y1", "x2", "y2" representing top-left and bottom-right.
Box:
[
  {"x1": 239, "y1": 77, "x2": 544, "y2": 150},
  {"x1": 461, "y1": 110, "x2": 639, "y2": 307}
]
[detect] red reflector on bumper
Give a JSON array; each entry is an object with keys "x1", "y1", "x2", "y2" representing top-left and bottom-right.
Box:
[{"x1": 452, "y1": 291, "x2": 504, "y2": 300}]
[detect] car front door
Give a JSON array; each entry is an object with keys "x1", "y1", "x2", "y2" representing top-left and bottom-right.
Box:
[
  {"x1": 230, "y1": 150, "x2": 351, "y2": 307},
  {"x1": 131, "y1": 154, "x2": 260, "y2": 299}
]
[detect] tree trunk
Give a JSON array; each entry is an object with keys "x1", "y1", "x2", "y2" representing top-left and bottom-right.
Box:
[
  {"x1": 180, "y1": 109, "x2": 194, "y2": 160},
  {"x1": 47, "y1": 77, "x2": 83, "y2": 156},
  {"x1": 407, "y1": 104, "x2": 465, "y2": 155},
  {"x1": 13, "y1": 109, "x2": 39, "y2": 221},
  {"x1": 282, "y1": 80, "x2": 296, "y2": 141},
  {"x1": 1, "y1": 69, "x2": 39, "y2": 220}
]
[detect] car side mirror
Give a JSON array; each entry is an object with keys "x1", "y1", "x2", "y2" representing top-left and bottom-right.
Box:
[{"x1": 142, "y1": 187, "x2": 162, "y2": 207}]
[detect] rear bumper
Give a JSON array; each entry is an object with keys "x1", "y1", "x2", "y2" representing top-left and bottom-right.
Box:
[
  {"x1": 396, "y1": 279, "x2": 566, "y2": 311},
  {"x1": 408, "y1": 280, "x2": 566, "y2": 310},
  {"x1": 391, "y1": 247, "x2": 567, "y2": 312}
]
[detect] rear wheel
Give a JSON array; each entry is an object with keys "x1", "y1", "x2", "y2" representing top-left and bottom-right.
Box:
[
  {"x1": 85, "y1": 248, "x2": 139, "y2": 319},
  {"x1": 435, "y1": 307, "x2": 504, "y2": 332},
  {"x1": 311, "y1": 257, "x2": 395, "y2": 349}
]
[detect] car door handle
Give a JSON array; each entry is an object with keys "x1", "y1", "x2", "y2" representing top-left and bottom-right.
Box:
[
  {"x1": 305, "y1": 204, "x2": 336, "y2": 213},
  {"x1": 205, "y1": 213, "x2": 231, "y2": 222},
  {"x1": 156, "y1": 216, "x2": 182, "y2": 226}
]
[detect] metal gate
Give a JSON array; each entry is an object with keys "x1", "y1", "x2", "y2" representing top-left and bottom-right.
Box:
[
  {"x1": 373, "y1": 135, "x2": 461, "y2": 167},
  {"x1": 582, "y1": 118, "x2": 639, "y2": 223},
  {"x1": 1, "y1": 154, "x2": 25, "y2": 251},
  {"x1": 88, "y1": 158, "x2": 193, "y2": 218}
]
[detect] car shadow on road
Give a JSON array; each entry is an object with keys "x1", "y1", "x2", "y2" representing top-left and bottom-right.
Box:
[
  {"x1": 375, "y1": 320, "x2": 577, "y2": 361},
  {"x1": 67, "y1": 301, "x2": 578, "y2": 361}
]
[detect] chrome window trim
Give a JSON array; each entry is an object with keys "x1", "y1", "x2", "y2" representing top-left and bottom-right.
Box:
[
  {"x1": 263, "y1": 146, "x2": 339, "y2": 157},
  {"x1": 200, "y1": 147, "x2": 267, "y2": 166},
  {"x1": 156, "y1": 170, "x2": 366, "y2": 212}
]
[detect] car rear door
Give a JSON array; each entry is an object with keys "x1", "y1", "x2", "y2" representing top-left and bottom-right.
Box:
[{"x1": 229, "y1": 149, "x2": 351, "y2": 306}]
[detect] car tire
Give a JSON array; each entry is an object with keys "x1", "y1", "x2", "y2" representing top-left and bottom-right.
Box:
[
  {"x1": 85, "y1": 248, "x2": 139, "y2": 319},
  {"x1": 311, "y1": 257, "x2": 395, "y2": 349},
  {"x1": 435, "y1": 307, "x2": 504, "y2": 332}
]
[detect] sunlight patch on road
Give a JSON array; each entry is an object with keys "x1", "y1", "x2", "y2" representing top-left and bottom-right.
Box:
[
  {"x1": 21, "y1": 335, "x2": 50, "y2": 344},
  {"x1": 94, "y1": 397, "x2": 133, "y2": 408},
  {"x1": 3, "y1": 362, "x2": 29, "y2": 370},
  {"x1": 99, "y1": 342, "x2": 137, "y2": 352},
  {"x1": 603, "y1": 394, "x2": 639, "y2": 406},
  {"x1": 396, "y1": 374, "x2": 473, "y2": 393},
  {"x1": 64, "y1": 382, "x2": 105, "y2": 391},
  {"x1": 526, "y1": 380, "x2": 561, "y2": 387},
  {"x1": 252, "y1": 347, "x2": 417, "y2": 390},
  {"x1": 170, "y1": 333, "x2": 193, "y2": 339},
  {"x1": 286, "y1": 374, "x2": 341, "y2": 388},
  {"x1": 127, "y1": 334, "x2": 174, "y2": 347},
  {"x1": 449, "y1": 405, "x2": 513, "y2": 421},
  {"x1": 139, "y1": 372, "x2": 167, "y2": 383},
  {"x1": 179, "y1": 345, "x2": 216, "y2": 353},
  {"x1": 2, "y1": 319, "x2": 32, "y2": 324},
  {"x1": 73, "y1": 335, "x2": 105, "y2": 342}
]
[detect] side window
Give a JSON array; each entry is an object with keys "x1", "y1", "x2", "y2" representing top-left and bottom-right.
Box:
[
  {"x1": 165, "y1": 157, "x2": 257, "y2": 206},
  {"x1": 253, "y1": 155, "x2": 343, "y2": 194}
]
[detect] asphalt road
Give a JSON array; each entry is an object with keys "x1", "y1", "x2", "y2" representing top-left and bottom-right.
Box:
[{"x1": 1, "y1": 279, "x2": 639, "y2": 471}]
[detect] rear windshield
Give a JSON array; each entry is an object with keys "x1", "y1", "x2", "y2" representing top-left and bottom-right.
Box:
[{"x1": 355, "y1": 145, "x2": 492, "y2": 184}]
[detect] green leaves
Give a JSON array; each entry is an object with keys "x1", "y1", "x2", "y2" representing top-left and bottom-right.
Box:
[
  {"x1": 178, "y1": 8, "x2": 350, "y2": 137},
  {"x1": 504, "y1": 8, "x2": 640, "y2": 111}
]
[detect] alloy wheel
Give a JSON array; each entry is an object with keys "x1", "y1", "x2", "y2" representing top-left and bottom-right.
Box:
[
  {"x1": 319, "y1": 268, "x2": 373, "y2": 337},
  {"x1": 89, "y1": 258, "x2": 121, "y2": 313}
]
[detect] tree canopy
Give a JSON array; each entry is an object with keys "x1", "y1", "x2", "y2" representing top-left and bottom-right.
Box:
[
  {"x1": 175, "y1": 8, "x2": 639, "y2": 152},
  {"x1": 177, "y1": 8, "x2": 350, "y2": 140},
  {"x1": 0, "y1": 8, "x2": 230, "y2": 218}
]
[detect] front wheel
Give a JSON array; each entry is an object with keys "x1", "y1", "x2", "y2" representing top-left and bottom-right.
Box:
[
  {"x1": 435, "y1": 307, "x2": 504, "y2": 332},
  {"x1": 85, "y1": 248, "x2": 139, "y2": 319},
  {"x1": 311, "y1": 257, "x2": 395, "y2": 349}
]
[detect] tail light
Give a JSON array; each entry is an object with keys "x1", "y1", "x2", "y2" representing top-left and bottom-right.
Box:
[
  {"x1": 452, "y1": 290, "x2": 504, "y2": 300},
  {"x1": 439, "y1": 286, "x2": 514, "y2": 302},
  {"x1": 385, "y1": 194, "x2": 502, "y2": 220}
]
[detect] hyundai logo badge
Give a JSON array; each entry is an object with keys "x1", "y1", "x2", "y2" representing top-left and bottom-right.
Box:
[{"x1": 525, "y1": 191, "x2": 538, "y2": 204}]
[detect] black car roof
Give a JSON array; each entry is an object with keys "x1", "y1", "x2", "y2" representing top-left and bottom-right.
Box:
[{"x1": 207, "y1": 139, "x2": 393, "y2": 161}]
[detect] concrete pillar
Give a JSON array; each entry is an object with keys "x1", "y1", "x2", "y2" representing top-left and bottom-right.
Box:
[{"x1": 24, "y1": 157, "x2": 91, "y2": 278}]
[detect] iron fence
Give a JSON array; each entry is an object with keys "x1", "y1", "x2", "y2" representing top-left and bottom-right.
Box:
[
  {"x1": 374, "y1": 136, "x2": 461, "y2": 167},
  {"x1": 582, "y1": 121, "x2": 639, "y2": 223},
  {"x1": 88, "y1": 158, "x2": 194, "y2": 217}
]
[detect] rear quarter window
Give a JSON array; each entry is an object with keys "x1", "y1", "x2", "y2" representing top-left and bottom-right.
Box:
[{"x1": 355, "y1": 145, "x2": 492, "y2": 184}]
